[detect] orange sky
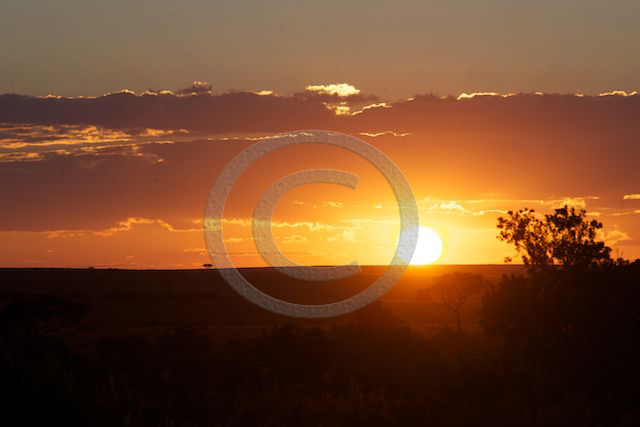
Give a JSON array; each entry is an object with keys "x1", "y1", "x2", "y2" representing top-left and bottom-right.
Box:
[{"x1": 1, "y1": 88, "x2": 639, "y2": 268}]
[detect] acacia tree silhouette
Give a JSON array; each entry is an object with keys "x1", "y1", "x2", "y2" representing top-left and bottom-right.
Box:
[{"x1": 418, "y1": 272, "x2": 486, "y2": 334}]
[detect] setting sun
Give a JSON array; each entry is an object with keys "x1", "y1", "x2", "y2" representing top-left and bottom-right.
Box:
[{"x1": 410, "y1": 226, "x2": 443, "y2": 265}]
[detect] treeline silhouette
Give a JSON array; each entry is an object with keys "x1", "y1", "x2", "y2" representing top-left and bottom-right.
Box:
[{"x1": 1, "y1": 206, "x2": 639, "y2": 426}]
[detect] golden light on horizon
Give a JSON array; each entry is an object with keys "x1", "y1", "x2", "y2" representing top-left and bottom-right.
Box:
[{"x1": 410, "y1": 226, "x2": 443, "y2": 265}]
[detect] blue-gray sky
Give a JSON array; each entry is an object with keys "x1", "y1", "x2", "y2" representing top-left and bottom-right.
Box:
[{"x1": 1, "y1": 0, "x2": 639, "y2": 98}]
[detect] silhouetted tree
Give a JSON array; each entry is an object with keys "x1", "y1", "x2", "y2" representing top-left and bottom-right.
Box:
[
  {"x1": 484, "y1": 206, "x2": 640, "y2": 415},
  {"x1": 497, "y1": 205, "x2": 612, "y2": 270},
  {"x1": 202, "y1": 263, "x2": 213, "y2": 269},
  {"x1": 419, "y1": 272, "x2": 487, "y2": 334}
]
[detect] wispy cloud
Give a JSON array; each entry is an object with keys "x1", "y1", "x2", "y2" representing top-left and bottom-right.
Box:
[
  {"x1": 357, "y1": 131, "x2": 411, "y2": 138},
  {"x1": 282, "y1": 234, "x2": 308, "y2": 244},
  {"x1": 291, "y1": 200, "x2": 344, "y2": 208},
  {"x1": 0, "y1": 123, "x2": 184, "y2": 163},
  {"x1": 602, "y1": 229, "x2": 632, "y2": 245},
  {"x1": 46, "y1": 217, "x2": 201, "y2": 239},
  {"x1": 456, "y1": 92, "x2": 514, "y2": 100}
]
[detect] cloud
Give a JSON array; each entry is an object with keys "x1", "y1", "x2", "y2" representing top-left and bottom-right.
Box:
[
  {"x1": 456, "y1": 92, "x2": 514, "y2": 100},
  {"x1": 323, "y1": 102, "x2": 352, "y2": 116},
  {"x1": 623, "y1": 194, "x2": 640, "y2": 200},
  {"x1": 0, "y1": 90, "x2": 338, "y2": 133},
  {"x1": 553, "y1": 197, "x2": 592, "y2": 209},
  {"x1": 282, "y1": 234, "x2": 308, "y2": 244},
  {"x1": 305, "y1": 83, "x2": 360, "y2": 97},
  {"x1": 0, "y1": 123, "x2": 184, "y2": 163},
  {"x1": 358, "y1": 131, "x2": 410, "y2": 138},
  {"x1": 598, "y1": 90, "x2": 637, "y2": 97},
  {"x1": 341, "y1": 228, "x2": 356, "y2": 242},
  {"x1": 420, "y1": 198, "x2": 506, "y2": 217},
  {"x1": 203, "y1": 217, "x2": 347, "y2": 233},
  {"x1": 182, "y1": 247, "x2": 207, "y2": 254},
  {"x1": 351, "y1": 102, "x2": 391, "y2": 116},
  {"x1": 326, "y1": 228, "x2": 358, "y2": 243},
  {"x1": 0, "y1": 219, "x2": 208, "y2": 269},
  {"x1": 611, "y1": 210, "x2": 640, "y2": 217},
  {"x1": 291, "y1": 201, "x2": 344, "y2": 208},
  {"x1": 174, "y1": 81, "x2": 213, "y2": 96},
  {"x1": 46, "y1": 217, "x2": 200, "y2": 239},
  {"x1": 224, "y1": 237, "x2": 246, "y2": 244},
  {"x1": 461, "y1": 197, "x2": 601, "y2": 210},
  {"x1": 3, "y1": 89, "x2": 640, "y2": 135},
  {"x1": 602, "y1": 229, "x2": 632, "y2": 246}
]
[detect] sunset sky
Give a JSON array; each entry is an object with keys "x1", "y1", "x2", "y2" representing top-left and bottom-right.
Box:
[{"x1": 1, "y1": 1, "x2": 639, "y2": 268}]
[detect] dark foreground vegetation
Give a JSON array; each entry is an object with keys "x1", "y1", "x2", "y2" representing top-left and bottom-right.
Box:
[{"x1": 1, "y1": 207, "x2": 639, "y2": 426}]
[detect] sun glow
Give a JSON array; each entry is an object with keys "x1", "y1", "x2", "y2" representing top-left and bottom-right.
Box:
[{"x1": 410, "y1": 226, "x2": 443, "y2": 265}]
